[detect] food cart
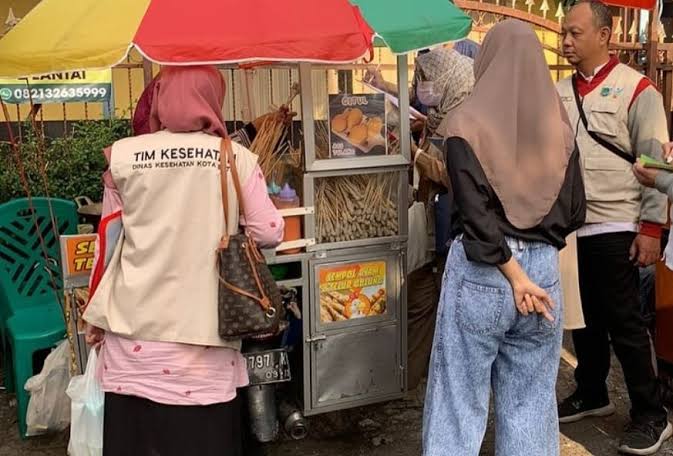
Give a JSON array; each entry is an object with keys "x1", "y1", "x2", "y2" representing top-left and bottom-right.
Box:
[{"x1": 0, "y1": 0, "x2": 471, "y2": 424}]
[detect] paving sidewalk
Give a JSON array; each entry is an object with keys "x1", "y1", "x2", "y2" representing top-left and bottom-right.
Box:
[{"x1": 1, "y1": 358, "x2": 672, "y2": 455}]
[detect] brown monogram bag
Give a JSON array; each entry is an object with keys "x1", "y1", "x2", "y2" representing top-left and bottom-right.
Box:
[{"x1": 217, "y1": 138, "x2": 283, "y2": 341}]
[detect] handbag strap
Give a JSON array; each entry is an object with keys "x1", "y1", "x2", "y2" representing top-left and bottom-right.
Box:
[
  {"x1": 571, "y1": 75, "x2": 636, "y2": 165},
  {"x1": 219, "y1": 138, "x2": 248, "y2": 246},
  {"x1": 217, "y1": 138, "x2": 273, "y2": 313}
]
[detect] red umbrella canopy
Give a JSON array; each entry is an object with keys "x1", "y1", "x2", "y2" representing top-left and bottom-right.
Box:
[
  {"x1": 604, "y1": 0, "x2": 655, "y2": 9},
  {"x1": 134, "y1": 0, "x2": 376, "y2": 64}
]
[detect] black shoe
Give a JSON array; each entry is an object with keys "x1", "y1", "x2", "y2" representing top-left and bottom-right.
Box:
[
  {"x1": 558, "y1": 392, "x2": 615, "y2": 424},
  {"x1": 618, "y1": 420, "x2": 673, "y2": 455}
]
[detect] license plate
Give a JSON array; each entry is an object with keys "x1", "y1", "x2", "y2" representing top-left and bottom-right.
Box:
[{"x1": 245, "y1": 349, "x2": 291, "y2": 385}]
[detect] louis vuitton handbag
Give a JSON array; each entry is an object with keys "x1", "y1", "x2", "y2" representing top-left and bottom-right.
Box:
[{"x1": 216, "y1": 138, "x2": 283, "y2": 340}]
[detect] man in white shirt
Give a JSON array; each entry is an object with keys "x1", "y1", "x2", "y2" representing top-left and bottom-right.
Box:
[{"x1": 556, "y1": 1, "x2": 671, "y2": 454}]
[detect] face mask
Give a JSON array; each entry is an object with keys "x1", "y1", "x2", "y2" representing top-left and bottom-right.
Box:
[{"x1": 416, "y1": 81, "x2": 443, "y2": 107}]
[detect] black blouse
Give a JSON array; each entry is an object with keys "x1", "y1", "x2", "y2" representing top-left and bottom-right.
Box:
[{"x1": 444, "y1": 137, "x2": 586, "y2": 265}]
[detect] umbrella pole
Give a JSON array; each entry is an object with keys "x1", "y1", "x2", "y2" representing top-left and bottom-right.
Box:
[{"x1": 142, "y1": 58, "x2": 154, "y2": 87}]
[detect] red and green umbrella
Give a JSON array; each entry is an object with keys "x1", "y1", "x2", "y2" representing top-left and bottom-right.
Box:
[
  {"x1": 0, "y1": 0, "x2": 471, "y2": 78},
  {"x1": 351, "y1": 0, "x2": 472, "y2": 54}
]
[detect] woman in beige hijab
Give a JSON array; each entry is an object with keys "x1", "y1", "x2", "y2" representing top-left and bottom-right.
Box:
[{"x1": 423, "y1": 20, "x2": 586, "y2": 456}]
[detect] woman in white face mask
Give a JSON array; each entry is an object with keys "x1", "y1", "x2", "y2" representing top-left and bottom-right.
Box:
[
  {"x1": 366, "y1": 48, "x2": 476, "y2": 392},
  {"x1": 414, "y1": 47, "x2": 475, "y2": 138},
  {"x1": 365, "y1": 46, "x2": 474, "y2": 140},
  {"x1": 404, "y1": 47, "x2": 475, "y2": 390}
]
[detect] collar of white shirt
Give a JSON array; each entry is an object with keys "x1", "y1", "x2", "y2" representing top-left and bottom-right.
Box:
[{"x1": 579, "y1": 60, "x2": 610, "y2": 83}]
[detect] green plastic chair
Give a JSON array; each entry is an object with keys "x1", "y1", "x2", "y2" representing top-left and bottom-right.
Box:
[{"x1": 0, "y1": 197, "x2": 78, "y2": 438}]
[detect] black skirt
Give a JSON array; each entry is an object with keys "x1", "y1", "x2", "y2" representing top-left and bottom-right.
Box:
[{"x1": 103, "y1": 393, "x2": 242, "y2": 456}]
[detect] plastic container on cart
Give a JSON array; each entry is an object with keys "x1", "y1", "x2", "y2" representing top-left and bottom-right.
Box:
[
  {"x1": 267, "y1": 181, "x2": 281, "y2": 196},
  {"x1": 271, "y1": 184, "x2": 302, "y2": 254}
]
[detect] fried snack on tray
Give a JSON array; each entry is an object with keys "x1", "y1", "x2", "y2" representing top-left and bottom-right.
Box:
[
  {"x1": 348, "y1": 124, "x2": 368, "y2": 145},
  {"x1": 368, "y1": 289, "x2": 387, "y2": 316},
  {"x1": 346, "y1": 108, "x2": 363, "y2": 128},
  {"x1": 321, "y1": 305, "x2": 334, "y2": 322},
  {"x1": 331, "y1": 113, "x2": 348, "y2": 133},
  {"x1": 327, "y1": 305, "x2": 347, "y2": 321},
  {"x1": 328, "y1": 291, "x2": 350, "y2": 305},
  {"x1": 367, "y1": 117, "x2": 383, "y2": 137}
]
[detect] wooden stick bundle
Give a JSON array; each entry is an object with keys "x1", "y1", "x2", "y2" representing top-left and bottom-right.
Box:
[
  {"x1": 316, "y1": 173, "x2": 398, "y2": 243},
  {"x1": 315, "y1": 121, "x2": 331, "y2": 159},
  {"x1": 250, "y1": 83, "x2": 301, "y2": 179}
]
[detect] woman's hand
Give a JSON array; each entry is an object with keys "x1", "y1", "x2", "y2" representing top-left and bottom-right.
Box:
[
  {"x1": 364, "y1": 67, "x2": 386, "y2": 89},
  {"x1": 511, "y1": 279, "x2": 555, "y2": 321},
  {"x1": 85, "y1": 323, "x2": 105, "y2": 346},
  {"x1": 411, "y1": 119, "x2": 426, "y2": 134},
  {"x1": 498, "y1": 256, "x2": 555, "y2": 321}
]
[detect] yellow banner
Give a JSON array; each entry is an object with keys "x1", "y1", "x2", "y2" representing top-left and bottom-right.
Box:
[
  {"x1": 0, "y1": 69, "x2": 111, "y2": 86},
  {"x1": 0, "y1": 69, "x2": 112, "y2": 104}
]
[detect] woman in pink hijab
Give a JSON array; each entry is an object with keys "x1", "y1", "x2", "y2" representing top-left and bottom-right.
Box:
[
  {"x1": 84, "y1": 66, "x2": 284, "y2": 456},
  {"x1": 133, "y1": 71, "x2": 293, "y2": 145},
  {"x1": 131, "y1": 73, "x2": 159, "y2": 136}
]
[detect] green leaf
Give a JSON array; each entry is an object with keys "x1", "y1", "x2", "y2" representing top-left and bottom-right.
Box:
[{"x1": 0, "y1": 119, "x2": 131, "y2": 203}]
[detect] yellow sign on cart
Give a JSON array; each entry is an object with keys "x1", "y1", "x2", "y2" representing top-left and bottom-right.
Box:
[
  {"x1": 60, "y1": 234, "x2": 97, "y2": 281},
  {"x1": 318, "y1": 260, "x2": 387, "y2": 323}
]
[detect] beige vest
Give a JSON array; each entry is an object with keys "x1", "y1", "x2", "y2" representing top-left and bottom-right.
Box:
[
  {"x1": 559, "y1": 232, "x2": 585, "y2": 330},
  {"x1": 557, "y1": 64, "x2": 643, "y2": 224},
  {"x1": 84, "y1": 131, "x2": 258, "y2": 349}
]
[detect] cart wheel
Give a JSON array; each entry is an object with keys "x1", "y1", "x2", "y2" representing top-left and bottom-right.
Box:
[{"x1": 284, "y1": 414, "x2": 309, "y2": 440}]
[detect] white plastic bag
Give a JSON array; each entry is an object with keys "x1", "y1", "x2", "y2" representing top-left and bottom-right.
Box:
[
  {"x1": 24, "y1": 340, "x2": 71, "y2": 436},
  {"x1": 408, "y1": 202, "x2": 431, "y2": 273},
  {"x1": 66, "y1": 348, "x2": 104, "y2": 456}
]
